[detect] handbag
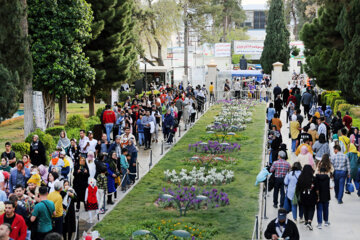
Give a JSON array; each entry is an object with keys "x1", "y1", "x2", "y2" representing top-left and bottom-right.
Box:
[
  {"x1": 346, "y1": 178, "x2": 355, "y2": 193},
  {"x1": 292, "y1": 192, "x2": 299, "y2": 205}
]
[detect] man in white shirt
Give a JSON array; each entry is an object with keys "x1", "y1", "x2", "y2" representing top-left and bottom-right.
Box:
[
  {"x1": 87, "y1": 131, "x2": 98, "y2": 154},
  {"x1": 79, "y1": 130, "x2": 90, "y2": 157},
  {"x1": 234, "y1": 79, "x2": 241, "y2": 99},
  {"x1": 317, "y1": 117, "x2": 327, "y2": 140}
]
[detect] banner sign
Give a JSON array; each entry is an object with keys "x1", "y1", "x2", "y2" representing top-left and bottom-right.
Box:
[
  {"x1": 233, "y1": 41, "x2": 264, "y2": 55},
  {"x1": 214, "y1": 43, "x2": 231, "y2": 57}
]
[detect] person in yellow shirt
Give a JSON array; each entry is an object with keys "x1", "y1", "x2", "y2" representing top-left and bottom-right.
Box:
[
  {"x1": 295, "y1": 138, "x2": 313, "y2": 156},
  {"x1": 209, "y1": 82, "x2": 215, "y2": 103},
  {"x1": 290, "y1": 115, "x2": 301, "y2": 152},
  {"x1": 339, "y1": 128, "x2": 350, "y2": 153},
  {"x1": 47, "y1": 181, "x2": 63, "y2": 235}
]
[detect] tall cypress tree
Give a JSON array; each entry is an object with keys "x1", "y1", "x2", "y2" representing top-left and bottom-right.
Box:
[
  {"x1": 337, "y1": 0, "x2": 360, "y2": 103},
  {"x1": 260, "y1": 0, "x2": 290, "y2": 74},
  {"x1": 0, "y1": 0, "x2": 33, "y2": 122},
  {"x1": 86, "y1": 0, "x2": 140, "y2": 116}
]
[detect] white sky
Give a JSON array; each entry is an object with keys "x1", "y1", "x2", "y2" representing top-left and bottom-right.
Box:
[{"x1": 242, "y1": 0, "x2": 267, "y2": 5}]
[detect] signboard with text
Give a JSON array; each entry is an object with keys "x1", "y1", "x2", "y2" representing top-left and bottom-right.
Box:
[
  {"x1": 233, "y1": 40, "x2": 264, "y2": 55},
  {"x1": 214, "y1": 43, "x2": 231, "y2": 57}
]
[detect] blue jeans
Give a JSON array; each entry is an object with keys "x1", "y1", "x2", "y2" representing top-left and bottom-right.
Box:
[
  {"x1": 346, "y1": 176, "x2": 360, "y2": 191},
  {"x1": 273, "y1": 177, "x2": 285, "y2": 207},
  {"x1": 284, "y1": 196, "x2": 303, "y2": 220},
  {"x1": 317, "y1": 201, "x2": 329, "y2": 224},
  {"x1": 138, "y1": 132, "x2": 145, "y2": 146},
  {"x1": 356, "y1": 168, "x2": 360, "y2": 196},
  {"x1": 291, "y1": 139, "x2": 297, "y2": 152},
  {"x1": 105, "y1": 123, "x2": 114, "y2": 142},
  {"x1": 334, "y1": 170, "x2": 347, "y2": 202}
]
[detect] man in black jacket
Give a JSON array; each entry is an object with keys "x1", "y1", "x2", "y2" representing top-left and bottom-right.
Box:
[{"x1": 264, "y1": 208, "x2": 299, "y2": 240}]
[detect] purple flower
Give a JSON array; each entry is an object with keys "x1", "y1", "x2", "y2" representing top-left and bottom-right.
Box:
[
  {"x1": 215, "y1": 204, "x2": 219, "y2": 208},
  {"x1": 191, "y1": 187, "x2": 196, "y2": 192}
]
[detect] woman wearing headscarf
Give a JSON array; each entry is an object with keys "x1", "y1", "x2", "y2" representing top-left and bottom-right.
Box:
[
  {"x1": 308, "y1": 123, "x2": 319, "y2": 144},
  {"x1": 57, "y1": 130, "x2": 71, "y2": 154},
  {"x1": 126, "y1": 139, "x2": 138, "y2": 184},
  {"x1": 163, "y1": 109, "x2": 174, "y2": 144},
  {"x1": 345, "y1": 135, "x2": 360, "y2": 193},
  {"x1": 105, "y1": 151, "x2": 117, "y2": 205},
  {"x1": 312, "y1": 134, "x2": 330, "y2": 164},
  {"x1": 290, "y1": 115, "x2": 301, "y2": 152},
  {"x1": 284, "y1": 162, "x2": 303, "y2": 221},
  {"x1": 331, "y1": 111, "x2": 344, "y2": 134},
  {"x1": 266, "y1": 103, "x2": 276, "y2": 128},
  {"x1": 73, "y1": 156, "x2": 90, "y2": 211},
  {"x1": 30, "y1": 135, "x2": 46, "y2": 166},
  {"x1": 61, "y1": 180, "x2": 77, "y2": 240},
  {"x1": 296, "y1": 165, "x2": 318, "y2": 230},
  {"x1": 86, "y1": 151, "x2": 96, "y2": 179},
  {"x1": 295, "y1": 145, "x2": 315, "y2": 170}
]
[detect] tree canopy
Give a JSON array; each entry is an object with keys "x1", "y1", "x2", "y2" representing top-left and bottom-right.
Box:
[{"x1": 261, "y1": 0, "x2": 290, "y2": 74}]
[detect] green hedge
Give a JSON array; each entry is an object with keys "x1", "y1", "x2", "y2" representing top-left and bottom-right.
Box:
[
  {"x1": 66, "y1": 114, "x2": 86, "y2": 130},
  {"x1": 45, "y1": 126, "x2": 65, "y2": 136},
  {"x1": 66, "y1": 128, "x2": 81, "y2": 141},
  {"x1": 12, "y1": 142, "x2": 30, "y2": 156},
  {"x1": 334, "y1": 99, "x2": 347, "y2": 113},
  {"x1": 96, "y1": 107, "x2": 104, "y2": 122},
  {"x1": 86, "y1": 116, "x2": 101, "y2": 132},
  {"x1": 338, "y1": 103, "x2": 351, "y2": 112}
]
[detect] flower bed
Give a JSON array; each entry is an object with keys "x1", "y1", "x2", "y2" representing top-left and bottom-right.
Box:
[
  {"x1": 164, "y1": 167, "x2": 234, "y2": 186},
  {"x1": 156, "y1": 186, "x2": 230, "y2": 210},
  {"x1": 188, "y1": 141, "x2": 240, "y2": 153},
  {"x1": 183, "y1": 155, "x2": 236, "y2": 168}
]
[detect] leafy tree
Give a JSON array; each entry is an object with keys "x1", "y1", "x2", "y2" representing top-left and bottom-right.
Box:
[
  {"x1": 336, "y1": 0, "x2": 360, "y2": 103},
  {"x1": 86, "y1": 0, "x2": 140, "y2": 116},
  {"x1": 0, "y1": 65, "x2": 20, "y2": 121},
  {"x1": 0, "y1": 0, "x2": 33, "y2": 133},
  {"x1": 300, "y1": 4, "x2": 343, "y2": 90},
  {"x1": 28, "y1": 0, "x2": 95, "y2": 127},
  {"x1": 260, "y1": 0, "x2": 290, "y2": 74}
]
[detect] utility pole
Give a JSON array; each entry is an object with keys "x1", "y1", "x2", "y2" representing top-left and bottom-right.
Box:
[{"x1": 183, "y1": 0, "x2": 189, "y2": 85}]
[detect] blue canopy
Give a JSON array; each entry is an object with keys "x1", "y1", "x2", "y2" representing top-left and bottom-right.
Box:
[{"x1": 231, "y1": 70, "x2": 263, "y2": 82}]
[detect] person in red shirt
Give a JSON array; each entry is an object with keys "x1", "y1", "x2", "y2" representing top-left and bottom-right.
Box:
[
  {"x1": 343, "y1": 111, "x2": 352, "y2": 130},
  {"x1": 160, "y1": 91, "x2": 167, "y2": 104},
  {"x1": 102, "y1": 105, "x2": 116, "y2": 142},
  {"x1": 287, "y1": 91, "x2": 297, "y2": 106},
  {"x1": 0, "y1": 201, "x2": 27, "y2": 240}
]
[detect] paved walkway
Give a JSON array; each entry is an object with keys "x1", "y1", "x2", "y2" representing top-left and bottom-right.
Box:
[
  {"x1": 76, "y1": 105, "x2": 210, "y2": 236},
  {"x1": 261, "y1": 106, "x2": 360, "y2": 239}
]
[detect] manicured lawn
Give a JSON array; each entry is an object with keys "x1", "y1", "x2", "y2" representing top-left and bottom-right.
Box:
[
  {"x1": 94, "y1": 103, "x2": 266, "y2": 240},
  {"x1": 0, "y1": 103, "x2": 104, "y2": 152}
]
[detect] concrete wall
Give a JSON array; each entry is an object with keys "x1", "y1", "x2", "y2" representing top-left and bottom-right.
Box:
[{"x1": 271, "y1": 63, "x2": 291, "y2": 89}]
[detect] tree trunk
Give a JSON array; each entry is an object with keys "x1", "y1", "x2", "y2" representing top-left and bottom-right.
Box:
[
  {"x1": 291, "y1": 1, "x2": 297, "y2": 39},
  {"x1": 184, "y1": 1, "x2": 189, "y2": 82},
  {"x1": 59, "y1": 95, "x2": 67, "y2": 125},
  {"x1": 154, "y1": 39, "x2": 164, "y2": 66},
  {"x1": 20, "y1": 0, "x2": 34, "y2": 138},
  {"x1": 88, "y1": 94, "x2": 95, "y2": 117},
  {"x1": 43, "y1": 91, "x2": 55, "y2": 128}
]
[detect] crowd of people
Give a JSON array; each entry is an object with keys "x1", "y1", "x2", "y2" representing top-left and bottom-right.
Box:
[
  {"x1": 0, "y1": 83, "x2": 209, "y2": 240},
  {"x1": 264, "y1": 80, "x2": 359, "y2": 239}
]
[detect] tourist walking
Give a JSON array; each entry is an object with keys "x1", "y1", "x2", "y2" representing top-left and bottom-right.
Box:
[
  {"x1": 270, "y1": 151, "x2": 291, "y2": 208},
  {"x1": 264, "y1": 208, "x2": 299, "y2": 240},
  {"x1": 331, "y1": 145, "x2": 350, "y2": 204},
  {"x1": 284, "y1": 162, "x2": 302, "y2": 221}
]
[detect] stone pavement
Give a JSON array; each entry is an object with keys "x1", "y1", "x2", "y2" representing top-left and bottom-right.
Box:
[
  {"x1": 261, "y1": 106, "x2": 360, "y2": 239},
  {"x1": 76, "y1": 105, "x2": 210, "y2": 237}
]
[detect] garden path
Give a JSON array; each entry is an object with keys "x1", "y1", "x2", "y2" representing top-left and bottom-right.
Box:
[{"x1": 261, "y1": 106, "x2": 360, "y2": 239}]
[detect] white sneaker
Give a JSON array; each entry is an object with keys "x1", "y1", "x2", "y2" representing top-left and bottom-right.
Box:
[
  {"x1": 307, "y1": 224, "x2": 313, "y2": 231},
  {"x1": 324, "y1": 222, "x2": 330, "y2": 226},
  {"x1": 317, "y1": 224, "x2": 322, "y2": 229},
  {"x1": 299, "y1": 218, "x2": 305, "y2": 223}
]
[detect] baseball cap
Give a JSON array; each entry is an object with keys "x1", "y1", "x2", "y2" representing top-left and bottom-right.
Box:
[{"x1": 278, "y1": 208, "x2": 287, "y2": 221}]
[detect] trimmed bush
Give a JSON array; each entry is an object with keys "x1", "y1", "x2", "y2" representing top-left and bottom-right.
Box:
[
  {"x1": 66, "y1": 114, "x2": 86, "y2": 130},
  {"x1": 86, "y1": 116, "x2": 101, "y2": 132},
  {"x1": 334, "y1": 99, "x2": 347, "y2": 113},
  {"x1": 66, "y1": 128, "x2": 81, "y2": 141},
  {"x1": 338, "y1": 104, "x2": 351, "y2": 112},
  {"x1": 45, "y1": 126, "x2": 65, "y2": 136},
  {"x1": 96, "y1": 107, "x2": 105, "y2": 122},
  {"x1": 12, "y1": 142, "x2": 30, "y2": 156},
  {"x1": 118, "y1": 89, "x2": 135, "y2": 102}
]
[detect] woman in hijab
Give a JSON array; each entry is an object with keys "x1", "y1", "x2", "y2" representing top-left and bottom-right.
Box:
[
  {"x1": 284, "y1": 162, "x2": 303, "y2": 221},
  {"x1": 290, "y1": 115, "x2": 301, "y2": 152},
  {"x1": 105, "y1": 151, "x2": 117, "y2": 205},
  {"x1": 312, "y1": 134, "x2": 330, "y2": 164},
  {"x1": 30, "y1": 135, "x2": 46, "y2": 166},
  {"x1": 57, "y1": 130, "x2": 71, "y2": 154},
  {"x1": 331, "y1": 111, "x2": 344, "y2": 134},
  {"x1": 73, "y1": 156, "x2": 90, "y2": 211},
  {"x1": 86, "y1": 151, "x2": 96, "y2": 179},
  {"x1": 296, "y1": 165, "x2": 318, "y2": 230},
  {"x1": 345, "y1": 135, "x2": 360, "y2": 193},
  {"x1": 296, "y1": 145, "x2": 315, "y2": 170},
  {"x1": 61, "y1": 180, "x2": 77, "y2": 240},
  {"x1": 126, "y1": 139, "x2": 138, "y2": 184}
]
